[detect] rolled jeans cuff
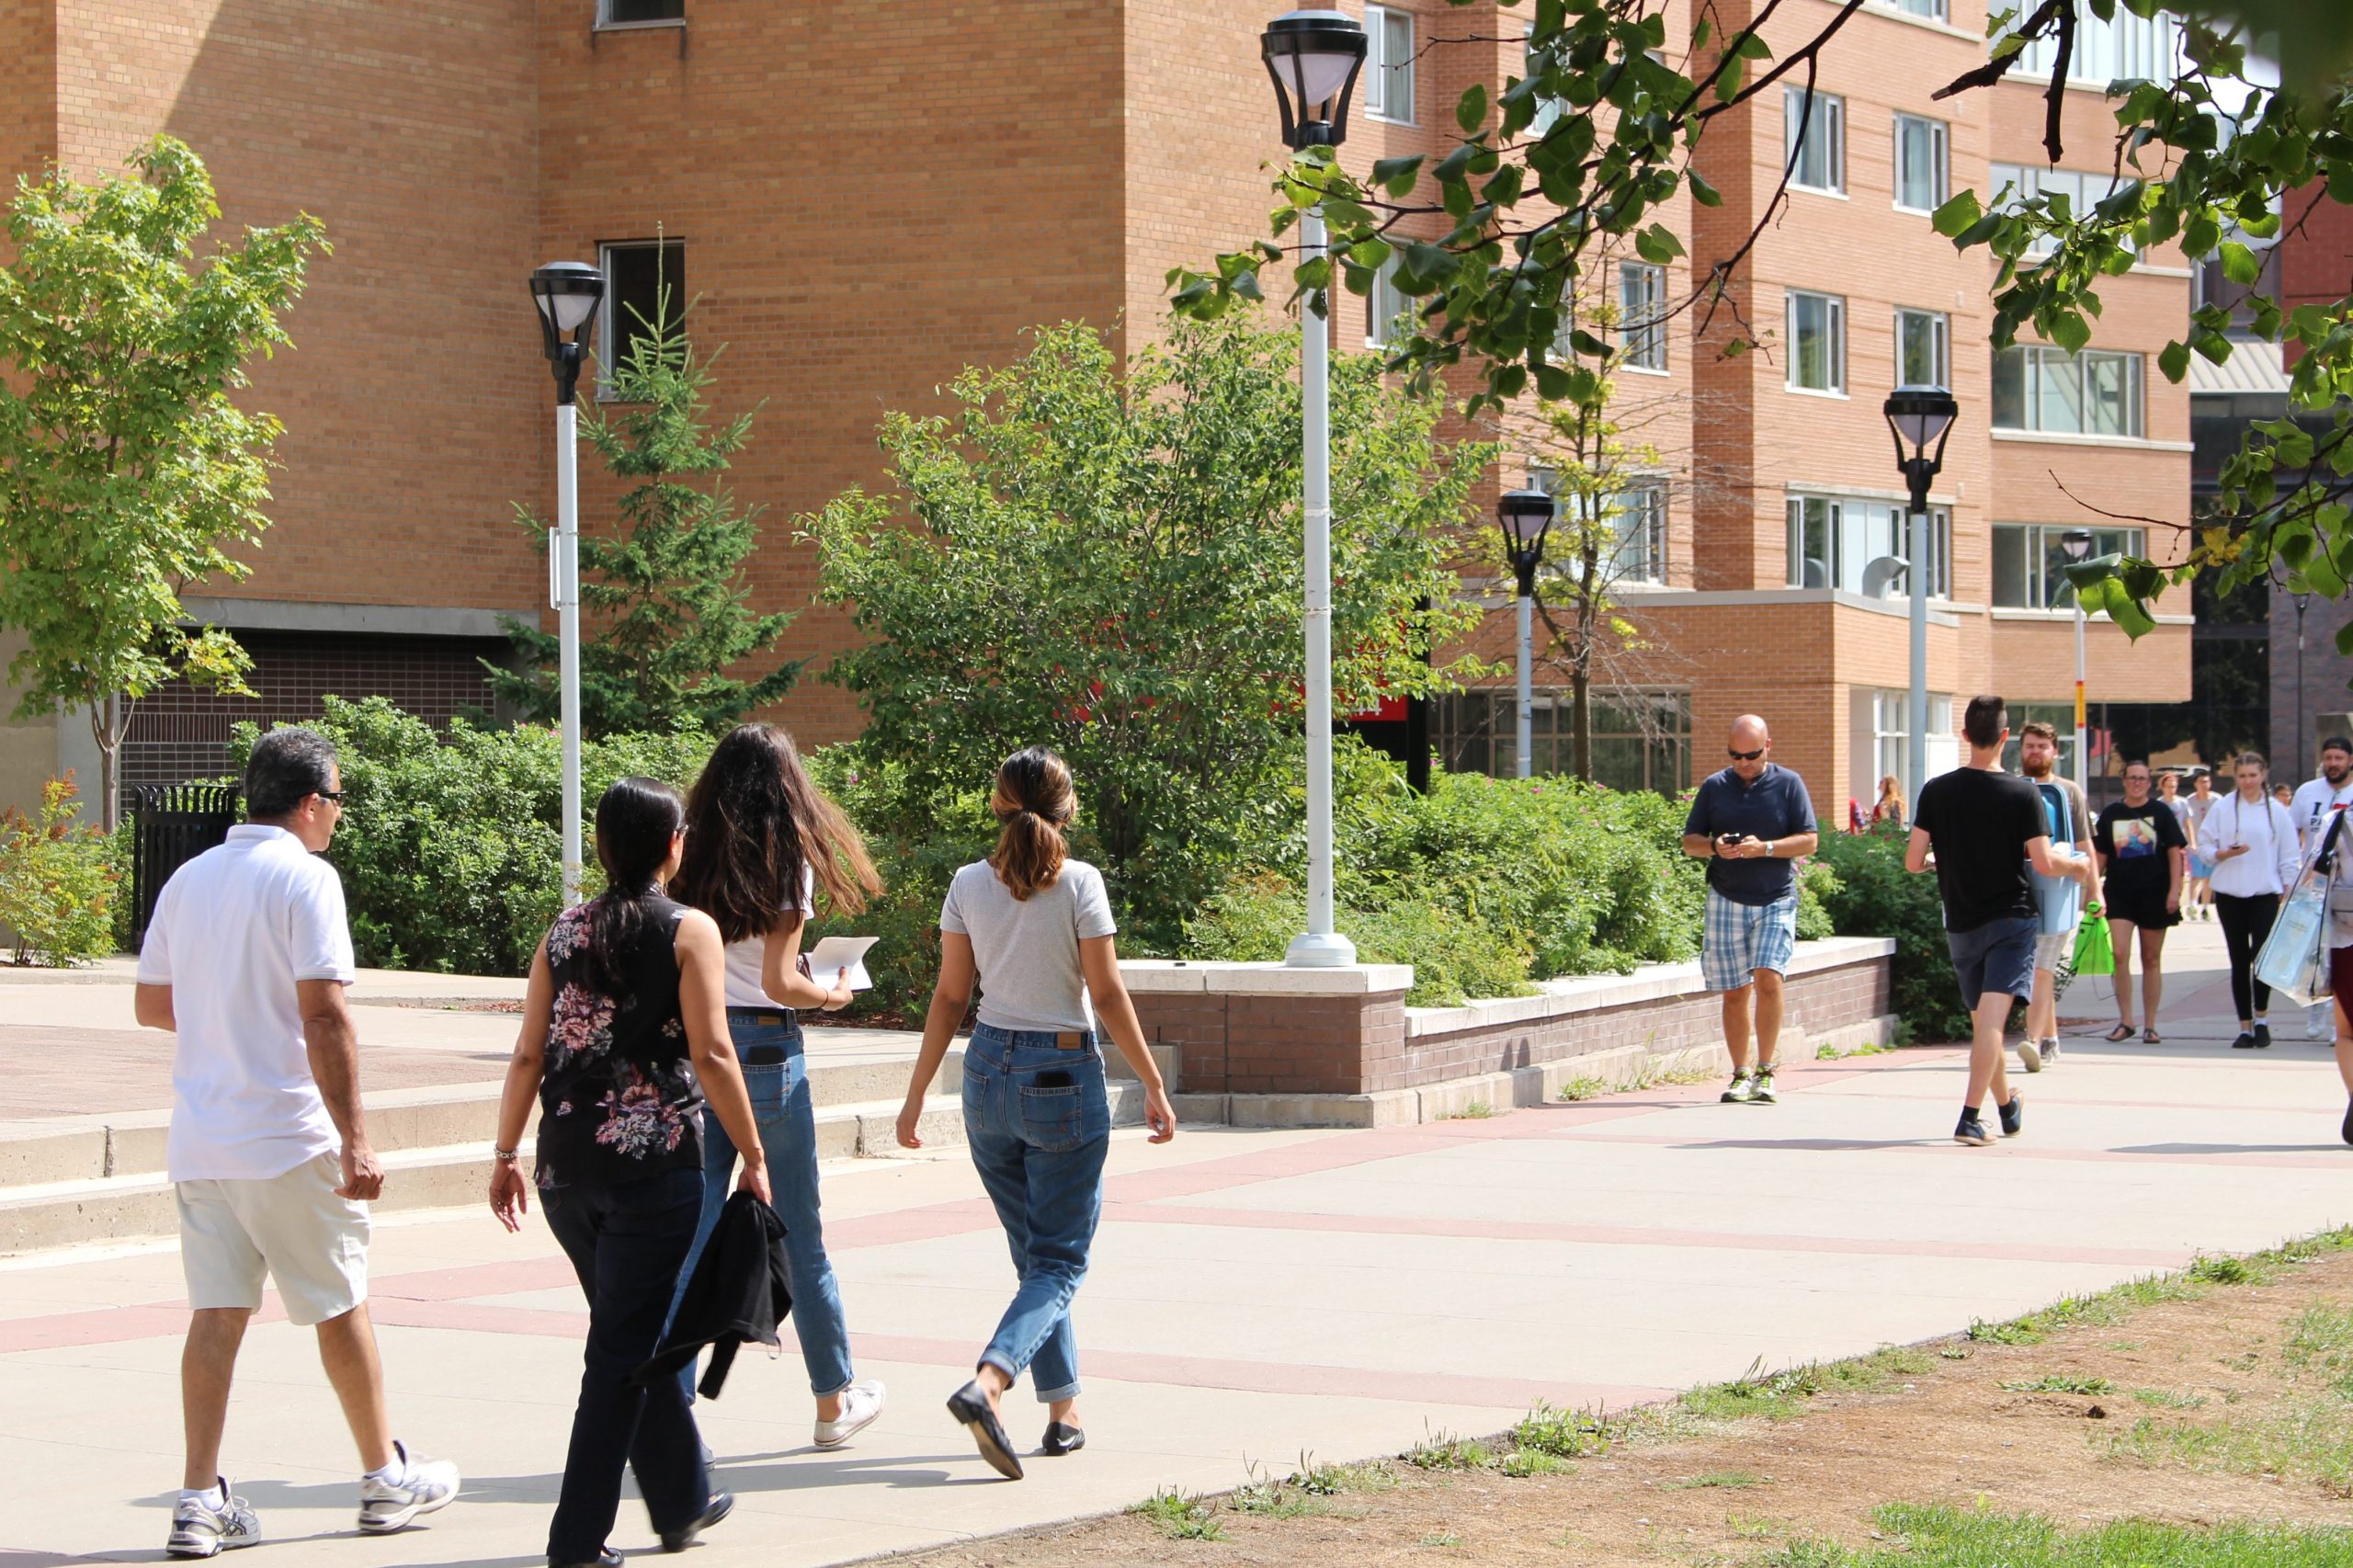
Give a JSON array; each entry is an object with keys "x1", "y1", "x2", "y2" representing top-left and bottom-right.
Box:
[{"x1": 1030, "y1": 1377, "x2": 1081, "y2": 1403}]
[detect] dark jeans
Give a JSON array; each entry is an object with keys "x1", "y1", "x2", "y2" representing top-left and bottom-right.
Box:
[
  {"x1": 2214, "y1": 891, "x2": 2280, "y2": 1022},
  {"x1": 541, "y1": 1165, "x2": 711, "y2": 1564}
]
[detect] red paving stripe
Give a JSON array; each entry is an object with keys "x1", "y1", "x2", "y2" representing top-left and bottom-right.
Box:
[
  {"x1": 351, "y1": 1297, "x2": 1669, "y2": 1413},
  {"x1": 1548, "y1": 1128, "x2": 2353, "y2": 1168},
  {"x1": 1099, "y1": 1202, "x2": 2193, "y2": 1267}
]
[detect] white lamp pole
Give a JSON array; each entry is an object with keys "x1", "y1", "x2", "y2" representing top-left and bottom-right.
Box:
[
  {"x1": 1264, "y1": 8, "x2": 1367, "y2": 969},
  {"x1": 1497, "y1": 488, "x2": 1556, "y2": 781},
  {"x1": 529, "y1": 262, "x2": 607, "y2": 906},
  {"x1": 2062, "y1": 529, "x2": 2095, "y2": 793},
  {"x1": 1882, "y1": 385, "x2": 1959, "y2": 794}
]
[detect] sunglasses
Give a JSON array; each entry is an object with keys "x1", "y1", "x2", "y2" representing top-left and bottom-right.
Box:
[
  {"x1": 1728, "y1": 747, "x2": 1766, "y2": 761},
  {"x1": 313, "y1": 790, "x2": 346, "y2": 804}
]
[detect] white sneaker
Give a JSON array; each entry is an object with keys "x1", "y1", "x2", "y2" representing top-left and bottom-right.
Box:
[
  {"x1": 2017, "y1": 1038, "x2": 2042, "y2": 1074},
  {"x1": 813, "y1": 1380, "x2": 887, "y2": 1449},
  {"x1": 167, "y1": 1481, "x2": 260, "y2": 1558},
  {"x1": 2310, "y1": 1008, "x2": 2330, "y2": 1041},
  {"x1": 358, "y1": 1441, "x2": 460, "y2": 1533}
]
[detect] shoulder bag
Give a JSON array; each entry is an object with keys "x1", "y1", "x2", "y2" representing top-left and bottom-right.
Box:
[{"x1": 2255, "y1": 804, "x2": 2347, "y2": 1007}]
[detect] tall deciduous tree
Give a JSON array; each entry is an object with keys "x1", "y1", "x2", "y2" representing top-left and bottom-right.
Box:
[
  {"x1": 489, "y1": 287, "x2": 798, "y2": 735},
  {"x1": 1171, "y1": 1, "x2": 2348, "y2": 627},
  {"x1": 808, "y1": 318, "x2": 1493, "y2": 946},
  {"x1": 0, "y1": 136, "x2": 324, "y2": 827}
]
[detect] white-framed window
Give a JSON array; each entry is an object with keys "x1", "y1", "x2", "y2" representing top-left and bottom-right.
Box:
[
  {"x1": 1871, "y1": 690, "x2": 1954, "y2": 805},
  {"x1": 2008, "y1": 7, "x2": 2178, "y2": 85},
  {"x1": 1368, "y1": 252, "x2": 1414, "y2": 347},
  {"x1": 1436, "y1": 688, "x2": 1691, "y2": 791},
  {"x1": 1784, "y1": 86, "x2": 1845, "y2": 194},
  {"x1": 1787, "y1": 493, "x2": 1949, "y2": 598},
  {"x1": 1993, "y1": 523, "x2": 2147, "y2": 608},
  {"x1": 1894, "y1": 307, "x2": 1949, "y2": 388},
  {"x1": 597, "y1": 238, "x2": 686, "y2": 396},
  {"x1": 1880, "y1": 0, "x2": 1948, "y2": 17},
  {"x1": 1893, "y1": 113, "x2": 1948, "y2": 211},
  {"x1": 1608, "y1": 484, "x2": 1668, "y2": 584},
  {"x1": 1618, "y1": 261, "x2": 1666, "y2": 371},
  {"x1": 1786, "y1": 290, "x2": 1846, "y2": 392},
  {"x1": 597, "y1": 0, "x2": 682, "y2": 25},
  {"x1": 1365, "y1": 4, "x2": 1415, "y2": 123},
  {"x1": 1992, "y1": 345, "x2": 2145, "y2": 437}
]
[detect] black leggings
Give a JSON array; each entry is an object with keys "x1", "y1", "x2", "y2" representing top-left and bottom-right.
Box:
[{"x1": 2213, "y1": 891, "x2": 2280, "y2": 1023}]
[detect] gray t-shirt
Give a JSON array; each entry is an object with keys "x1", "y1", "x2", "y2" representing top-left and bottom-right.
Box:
[{"x1": 938, "y1": 858, "x2": 1117, "y2": 1033}]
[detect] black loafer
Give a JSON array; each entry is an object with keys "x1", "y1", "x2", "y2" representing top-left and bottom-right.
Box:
[
  {"x1": 550, "y1": 1551, "x2": 623, "y2": 1568},
  {"x1": 2233, "y1": 1031, "x2": 2258, "y2": 1050},
  {"x1": 946, "y1": 1381, "x2": 1026, "y2": 1480},
  {"x1": 660, "y1": 1491, "x2": 733, "y2": 1553},
  {"x1": 2343, "y1": 1100, "x2": 2353, "y2": 1147},
  {"x1": 1042, "y1": 1421, "x2": 1086, "y2": 1456}
]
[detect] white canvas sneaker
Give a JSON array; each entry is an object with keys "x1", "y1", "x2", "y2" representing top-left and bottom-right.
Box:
[
  {"x1": 166, "y1": 1481, "x2": 260, "y2": 1559},
  {"x1": 813, "y1": 1381, "x2": 887, "y2": 1449},
  {"x1": 358, "y1": 1441, "x2": 460, "y2": 1533}
]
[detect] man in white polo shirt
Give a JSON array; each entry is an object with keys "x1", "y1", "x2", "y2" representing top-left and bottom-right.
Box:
[{"x1": 134, "y1": 728, "x2": 458, "y2": 1558}]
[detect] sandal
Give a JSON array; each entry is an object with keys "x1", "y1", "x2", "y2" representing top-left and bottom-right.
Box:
[
  {"x1": 2106, "y1": 1024, "x2": 2136, "y2": 1042},
  {"x1": 2142, "y1": 1027, "x2": 2162, "y2": 1045}
]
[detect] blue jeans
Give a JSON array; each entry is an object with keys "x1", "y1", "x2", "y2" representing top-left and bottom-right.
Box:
[
  {"x1": 961, "y1": 1022, "x2": 1112, "y2": 1403},
  {"x1": 672, "y1": 1011, "x2": 856, "y2": 1400},
  {"x1": 540, "y1": 1166, "x2": 711, "y2": 1564}
]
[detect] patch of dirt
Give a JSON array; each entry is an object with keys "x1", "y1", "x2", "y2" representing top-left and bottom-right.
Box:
[
  {"x1": 892, "y1": 1252, "x2": 2353, "y2": 1567},
  {"x1": 360, "y1": 996, "x2": 526, "y2": 1013}
]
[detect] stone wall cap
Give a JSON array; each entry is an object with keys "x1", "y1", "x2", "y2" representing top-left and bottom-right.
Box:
[
  {"x1": 1119, "y1": 959, "x2": 1415, "y2": 995},
  {"x1": 1401, "y1": 936, "x2": 1893, "y2": 1038}
]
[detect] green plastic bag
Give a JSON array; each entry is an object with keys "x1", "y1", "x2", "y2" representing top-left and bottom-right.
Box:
[{"x1": 2072, "y1": 907, "x2": 2115, "y2": 977}]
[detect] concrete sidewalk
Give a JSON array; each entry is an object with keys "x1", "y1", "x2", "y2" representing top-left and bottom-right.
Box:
[{"x1": 3, "y1": 922, "x2": 2350, "y2": 1566}]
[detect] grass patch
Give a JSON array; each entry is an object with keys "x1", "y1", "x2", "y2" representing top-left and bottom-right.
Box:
[
  {"x1": 1999, "y1": 1374, "x2": 2116, "y2": 1395},
  {"x1": 1679, "y1": 1345, "x2": 1934, "y2": 1426},
  {"x1": 1417, "y1": 1532, "x2": 1462, "y2": 1549},
  {"x1": 1291, "y1": 1454, "x2": 1396, "y2": 1494},
  {"x1": 1499, "y1": 1449, "x2": 1569, "y2": 1477},
  {"x1": 1438, "y1": 1101, "x2": 1494, "y2": 1120},
  {"x1": 2282, "y1": 1301, "x2": 2353, "y2": 1397},
  {"x1": 2108, "y1": 1404, "x2": 2353, "y2": 1497},
  {"x1": 2131, "y1": 1387, "x2": 2211, "y2": 1409},
  {"x1": 1512, "y1": 1401, "x2": 1611, "y2": 1459},
  {"x1": 1666, "y1": 1470, "x2": 1764, "y2": 1490},
  {"x1": 1401, "y1": 1429, "x2": 1495, "y2": 1471},
  {"x1": 1814, "y1": 1040, "x2": 1894, "y2": 1061},
  {"x1": 1131, "y1": 1488, "x2": 1226, "y2": 1540},
  {"x1": 1557, "y1": 1075, "x2": 1609, "y2": 1101},
  {"x1": 1764, "y1": 1504, "x2": 2353, "y2": 1565}
]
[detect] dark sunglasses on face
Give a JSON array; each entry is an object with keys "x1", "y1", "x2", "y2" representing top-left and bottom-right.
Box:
[
  {"x1": 313, "y1": 790, "x2": 346, "y2": 804},
  {"x1": 1728, "y1": 747, "x2": 1766, "y2": 761}
]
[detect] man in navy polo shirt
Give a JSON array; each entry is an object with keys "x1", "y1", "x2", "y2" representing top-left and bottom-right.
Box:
[{"x1": 1682, "y1": 715, "x2": 1819, "y2": 1105}]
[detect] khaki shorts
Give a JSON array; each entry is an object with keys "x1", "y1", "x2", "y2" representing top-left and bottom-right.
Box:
[
  {"x1": 176, "y1": 1153, "x2": 369, "y2": 1326},
  {"x1": 2033, "y1": 928, "x2": 2074, "y2": 972}
]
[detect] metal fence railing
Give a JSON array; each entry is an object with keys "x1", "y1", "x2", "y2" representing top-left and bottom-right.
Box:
[{"x1": 130, "y1": 784, "x2": 240, "y2": 949}]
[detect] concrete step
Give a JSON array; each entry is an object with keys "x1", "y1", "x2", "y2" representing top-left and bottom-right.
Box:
[
  {"x1": 0, "y1": 1080, "x2": 1165, "y2": 1257},
  {"x1": 0, "y1": 1050, "x2": 965, "y2": 1191}
]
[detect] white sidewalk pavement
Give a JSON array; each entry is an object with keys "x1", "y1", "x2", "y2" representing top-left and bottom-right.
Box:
[{"x1": 3, "y1": 921, "x2": 2349, "y2": 1566}]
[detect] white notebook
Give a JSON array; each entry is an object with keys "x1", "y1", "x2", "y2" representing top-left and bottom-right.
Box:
[{"x1": 803, "y1": 935, "x2": 880, "y2": 992}]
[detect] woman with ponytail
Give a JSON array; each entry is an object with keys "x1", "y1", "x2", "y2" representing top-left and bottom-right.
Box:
[
  {"x1": 667, "y1": 723, "x2": 888, "y2": 1448},
  {"x1": 896, "y1": 747, "x2": 1176, "y2": 1481},
  {"x1": 486, "y1": 778, "x2": 769, "y2": 1567}
]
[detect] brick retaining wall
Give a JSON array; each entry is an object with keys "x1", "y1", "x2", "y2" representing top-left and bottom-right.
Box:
[{"x1": 1122, "y1": 939, "x2": 1895, "y2": 1100}]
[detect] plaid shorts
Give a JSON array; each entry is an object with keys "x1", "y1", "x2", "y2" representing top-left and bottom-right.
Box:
[{"x1": 1701, "y1": 890, "x2": 1800, "y2": 993}]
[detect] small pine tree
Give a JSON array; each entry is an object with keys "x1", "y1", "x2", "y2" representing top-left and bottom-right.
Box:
[{"x1": 488, "y1": 286, "x2": 799, "y2": 735}]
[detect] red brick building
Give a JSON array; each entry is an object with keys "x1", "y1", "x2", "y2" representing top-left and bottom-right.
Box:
[{"x1": 0, "y1": 0, "x2": 2188, "y2": 824}]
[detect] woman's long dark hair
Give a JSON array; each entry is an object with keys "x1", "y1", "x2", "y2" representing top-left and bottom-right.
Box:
[
  {"x1": 577, "y1": 776, "x2": 686, "y2": 994},
  {"x1": 672, "y1": 723, "x2": 882, "y2": 944},
  {"x1": 989, "y1": 747, "x2": 1074, "y2": 901}
]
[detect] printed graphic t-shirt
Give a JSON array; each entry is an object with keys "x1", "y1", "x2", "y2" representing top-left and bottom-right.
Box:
[{"x1": 2094, "y1": 799, "x2": 2188, "y2": 911}]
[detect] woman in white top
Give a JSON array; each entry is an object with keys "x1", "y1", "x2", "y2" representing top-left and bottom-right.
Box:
[
  {"x1": 666, "y1": 724, "x2": 888, "y2": 1449},
  {"x1": 2204, "y1": 752, "x2": 2300, "y2": 1050},
  {"x1": 897, "y1": 746, "x2": 1176, "y2": 1481}
]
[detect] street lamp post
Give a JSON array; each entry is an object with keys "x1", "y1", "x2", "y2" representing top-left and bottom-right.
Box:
[
  {"x1": 1263, "y1": 8, "x2": 1367, "y2": 969},
  {"x1": 529, "y1": 261, "x2": 607, "y2": 906},
  {"x1": 1882, "y1": 385, "x2": 1959, "y2": 797},
  {"x1": 2060, "y1": 528, "x2": 2096, "y2": 792},
  {"x1": 1498, "y1": 489, "x2": 1557, "y2": 779}
]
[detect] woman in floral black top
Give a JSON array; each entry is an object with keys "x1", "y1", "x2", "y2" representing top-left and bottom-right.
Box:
[{"x1": 487, "y1": 778, "x2": 771, "y2": 1568}]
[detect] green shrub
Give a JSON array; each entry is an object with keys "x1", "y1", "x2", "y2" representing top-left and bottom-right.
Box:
[
  {"x1": 1184, "y1": 874, "x2": 1534, "y2": 1006},
  {"x1": 0, "y1": 775, "x2": 119, "y2": 965},
  {"x1": 229, "y1": 697, "x2": 716, "y2": 975},
  {"x1": 1811, "y1": 820, "x2": 1968, "y2": 1044}
]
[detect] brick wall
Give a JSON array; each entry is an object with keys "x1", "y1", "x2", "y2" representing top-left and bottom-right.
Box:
[
  {"x1": 1134, "y1": 949, "x2": 1891, "y2": 1097},
  {"x1": 119, "y1": 631, "x2": 505, "y2": 791}
]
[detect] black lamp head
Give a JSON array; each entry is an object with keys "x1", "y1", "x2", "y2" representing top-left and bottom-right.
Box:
[
  {"x1": 530, "y1": 261, "x2": 606, "y2": 403},
  {"x1": 1263, "y1": 9, "x2": 1369, "y2": 152}
]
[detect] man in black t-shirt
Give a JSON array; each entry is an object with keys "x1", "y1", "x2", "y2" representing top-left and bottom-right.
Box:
[{"x1": 1906, "y1": 695, "x2": 2093, "y2": 1146}]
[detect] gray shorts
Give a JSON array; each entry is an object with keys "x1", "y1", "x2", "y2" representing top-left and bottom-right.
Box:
[
  {"x1": 2033, "y1": 928, "x2": 2073, "y2": 972},
  {"x1": 1948, "y1": 916, "x2": 2040, "y2": 1012}
]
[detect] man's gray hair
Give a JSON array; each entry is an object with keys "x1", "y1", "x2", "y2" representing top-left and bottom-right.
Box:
[{"x1": 244, "y1": 727, "x2": 339, "y2": 819}]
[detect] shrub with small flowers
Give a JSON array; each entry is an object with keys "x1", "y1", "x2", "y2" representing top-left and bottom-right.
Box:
[{"x1": 0, "y1": 773, "x2": 119, "y2": 966}]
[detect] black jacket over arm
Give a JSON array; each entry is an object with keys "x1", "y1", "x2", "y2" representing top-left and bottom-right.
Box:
[{"x1": 631, "y1": 1190, "x2": 792, "y2": 1398}]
